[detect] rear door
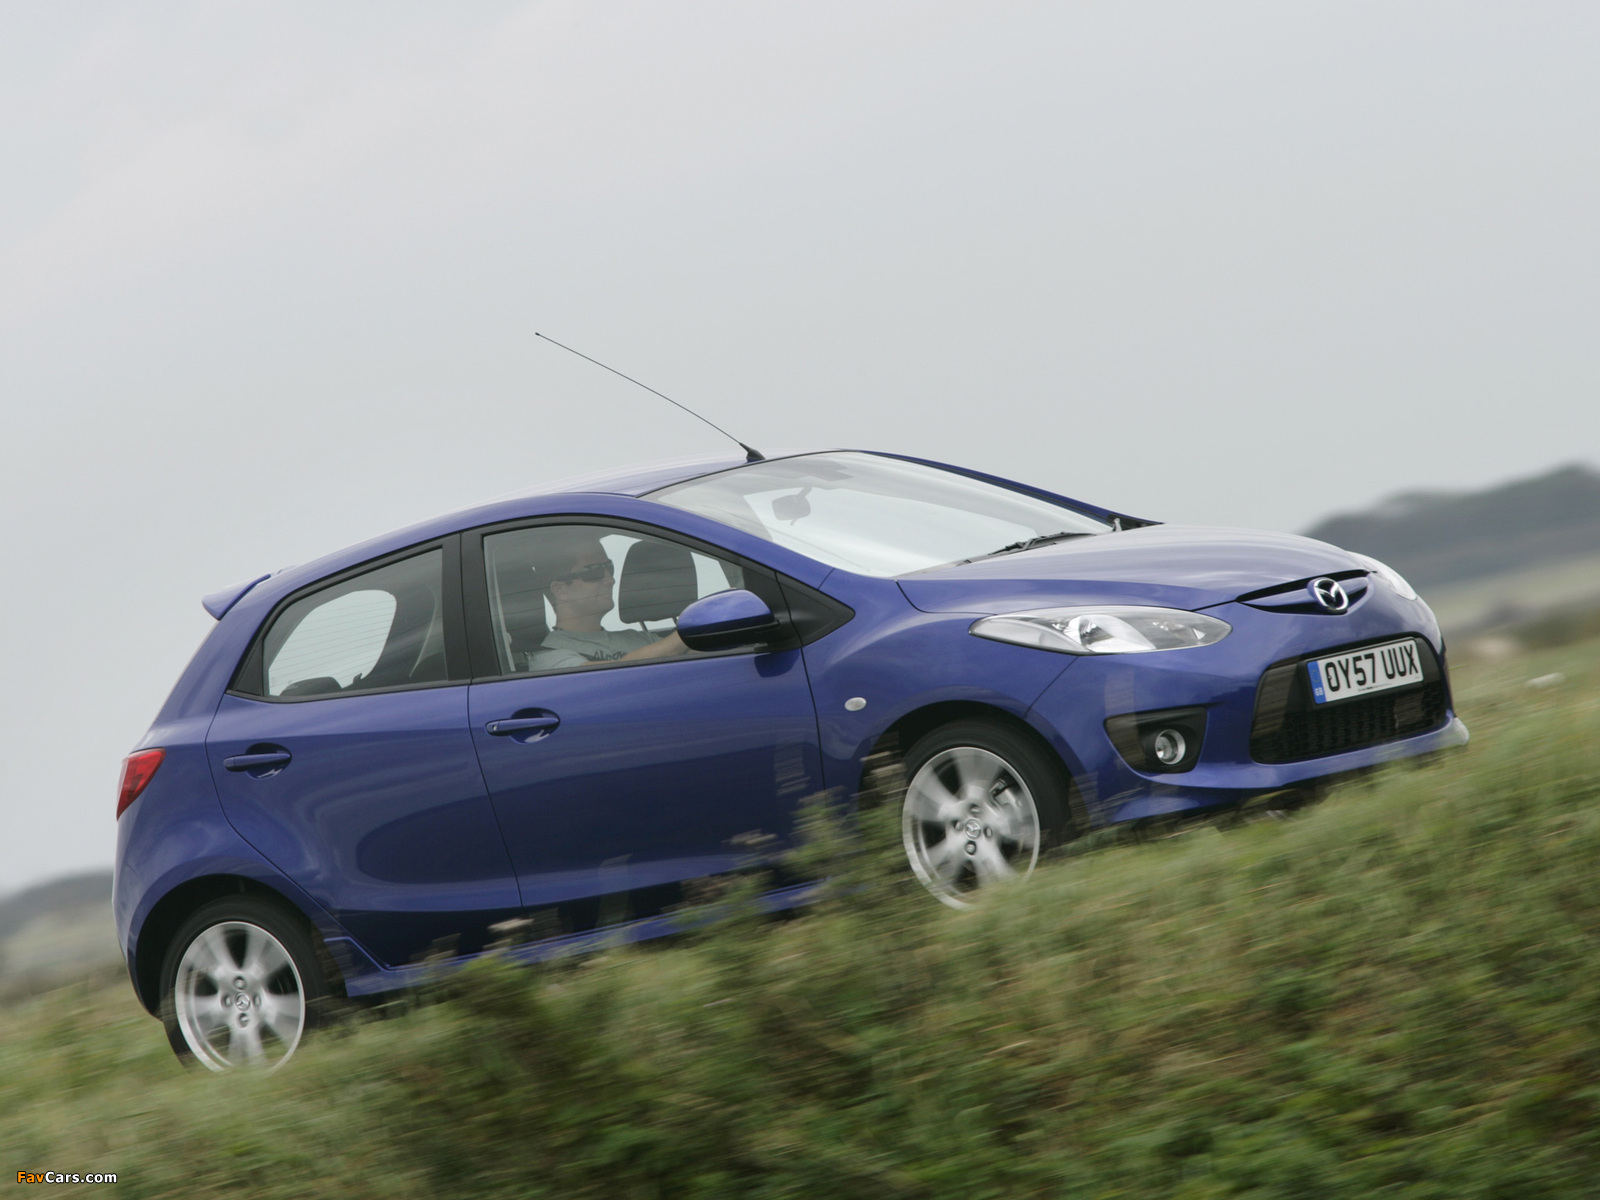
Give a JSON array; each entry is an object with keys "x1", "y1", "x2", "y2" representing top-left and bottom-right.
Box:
[{"x1": 207, "y1": 541, "x2": 523, "y2": 968}]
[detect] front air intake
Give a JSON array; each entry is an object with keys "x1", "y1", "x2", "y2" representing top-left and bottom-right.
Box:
[{"x1": 1249, "y1": 637, "x2": 1449, "y2": 763}]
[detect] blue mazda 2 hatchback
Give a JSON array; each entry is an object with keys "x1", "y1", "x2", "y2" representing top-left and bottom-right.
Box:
[{"x1": 114, "y1": 450, "x2": 1467, "y2": 1069}]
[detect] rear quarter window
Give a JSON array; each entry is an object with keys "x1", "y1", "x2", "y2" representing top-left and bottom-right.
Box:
[
  {"x1": 267, "y1": 589, "x2": 396, "y2": 695},
  {"x1": 242, "y1": 549, "x2": 449, "y2": 699}
]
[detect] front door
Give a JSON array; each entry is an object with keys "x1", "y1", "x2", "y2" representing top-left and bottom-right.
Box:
[{"x1": 466, "y1": 522, "x2": 823, "y2": 932}]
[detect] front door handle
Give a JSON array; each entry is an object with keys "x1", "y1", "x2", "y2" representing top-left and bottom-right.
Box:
[
  {"x1": 223, "y1": 750, "x2": 292, "y2": 773},
  {"x1": 486, "y1": 714, "x2": 561, "y2": 738}
]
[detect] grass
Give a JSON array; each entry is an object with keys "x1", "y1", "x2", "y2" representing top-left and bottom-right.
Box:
[{"x1": 4, "y1": 637, "x2": 1600, "y2": 1197}]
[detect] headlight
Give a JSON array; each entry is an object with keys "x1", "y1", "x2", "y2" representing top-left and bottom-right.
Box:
[
  {"x1": 970, "y1": 606, "x2": 1232, "y2": 655},
  {"x1": 1351, "y1": 553, "x2": 1418, "y2": 601}
]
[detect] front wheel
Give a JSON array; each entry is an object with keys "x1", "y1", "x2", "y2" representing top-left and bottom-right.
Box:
[
  {"x1": 900, "y1": 720, "x2": 1071, "y2": 909},
  {"x1": 159, "y1": 896, "x2": 330, "y2": 1071}
]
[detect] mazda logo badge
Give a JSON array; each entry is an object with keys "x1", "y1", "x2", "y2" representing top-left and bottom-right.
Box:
[{"x1": 1308, "y1": 577, "x2": 1350, "y2": 613}]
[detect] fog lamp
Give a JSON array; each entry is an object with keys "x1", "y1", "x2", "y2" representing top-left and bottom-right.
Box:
[
  {"x1": 1104, "y1": 706, "x2": 1207, "y2": 774},
  {"x1": 1152, "y1": 728, "x2": 1187, "y2": 766}
]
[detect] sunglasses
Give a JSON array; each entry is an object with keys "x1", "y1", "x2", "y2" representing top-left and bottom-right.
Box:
[{"x1": 553, "y1": 558, "x2": 615, "y2": 584}]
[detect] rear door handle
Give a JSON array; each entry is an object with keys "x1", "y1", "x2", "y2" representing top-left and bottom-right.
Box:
[
  {"x1": 223, "y1": 751, "x2": 292, "y2": 772},
  {"x1": 486, "y1": 715, "x2": 560, "y2": 737}
]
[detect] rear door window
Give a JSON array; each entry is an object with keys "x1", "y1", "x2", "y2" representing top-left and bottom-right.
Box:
[{"x1": 254, "y1": 550, "x2": 449, "y2": 698}]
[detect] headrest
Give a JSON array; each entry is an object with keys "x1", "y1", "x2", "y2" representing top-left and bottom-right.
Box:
[
  {"x1": 497, "y1": 573, "x2": 549, "y2": 659},
  {"x1": 618, "y1": 540, "x2": 699, "y2": 624}
]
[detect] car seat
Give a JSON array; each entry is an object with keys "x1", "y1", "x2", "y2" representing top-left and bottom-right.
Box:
[
  {"x1": 358, "y1": 583, "x2": 446, "y2": 689},
  {"x1": 495, "y1": 566, "x2": 550, "y2": 670},
  {"x1": 618, "y1": 539, "x2": 699, "y2": 625}
]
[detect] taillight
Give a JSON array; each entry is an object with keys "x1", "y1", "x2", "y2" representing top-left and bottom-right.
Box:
[{"x1": 116, "y1": 749, "x2": 165, "y2": 819}]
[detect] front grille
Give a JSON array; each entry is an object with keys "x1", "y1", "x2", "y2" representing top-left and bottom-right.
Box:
[
  {"x1": 1250, "y1": 637, "x2": 1450, "y2": 764},
  {"x1": 1238, "y1": 570, "x2": 1370, "y2": 615}
]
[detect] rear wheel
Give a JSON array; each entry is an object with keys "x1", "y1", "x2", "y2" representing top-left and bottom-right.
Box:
[
  {"x1": 900, "y1": 720, "x2": 1071, "y2": 909},
  {"x1": 159, "y1": 896, "x2": 330, "y2": 1071}
]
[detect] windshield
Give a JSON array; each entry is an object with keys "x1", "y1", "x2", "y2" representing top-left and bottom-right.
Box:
[{"x1": 648, "y1": 452, "x2": 1111, "y2": 576}]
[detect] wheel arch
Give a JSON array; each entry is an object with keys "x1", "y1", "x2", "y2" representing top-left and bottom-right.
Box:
[
  {"x1": 133, "y1": 875, "x2": 346, "y2": 1015},
  {"x1": 865, "y1": 700, "x2": 1089, "y2": 832}
]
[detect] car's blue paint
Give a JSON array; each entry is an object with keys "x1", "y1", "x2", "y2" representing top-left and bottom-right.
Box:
[
  {"x1": 114, "y1": 722, "x2": 232, "y2": 960},
  {"x1": 117, "y1": 449, "x2": 1467, "y2": 1010},
  {"x1": 207, "y1": 686, "x2": 522, "y2": 967},
  {"x1": 783, "y1": 568, "x2": 1076, "y2": 798},
  {"x1": 467, "y1": 649, "x2": 823, "y2": 914},
  {"x1": 676, "y1": 588, "x2": 780, "y2": 648},
  {"x1": 1022, "y1": 588, "x2": 1453, "y2": 828},
  {"x1": 112, "y1": 719, "x2": 350, "y2": 1010},
  {"x1": 898, "y1": 525, "x2": 1362, "y2": 614},
  {"x1": 201, "y1": 574, "x2": 272, "y2": 620}
]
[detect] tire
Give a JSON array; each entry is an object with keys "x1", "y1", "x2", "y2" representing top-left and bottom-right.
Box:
[
  {"x1": 900, "y1": 720, "x2": 1072, "y2": 909},
  {"x1": 158, "y1": 895, "x2": 330, "y2": 1072}
]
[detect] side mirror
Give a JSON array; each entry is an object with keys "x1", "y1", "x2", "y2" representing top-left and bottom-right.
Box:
[{"x1": 677, "y1": 589, "x2": 782, "y2": 652}]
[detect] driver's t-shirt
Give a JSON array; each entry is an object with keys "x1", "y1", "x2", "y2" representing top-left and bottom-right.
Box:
[{"x1": 526, "y1": 627, "x2": 659, "y2": 671}]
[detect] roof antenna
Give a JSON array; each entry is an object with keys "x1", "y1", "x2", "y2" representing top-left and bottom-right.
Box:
[{"x1": 534, "y1": 332, "x2": 763, "y2": 462}]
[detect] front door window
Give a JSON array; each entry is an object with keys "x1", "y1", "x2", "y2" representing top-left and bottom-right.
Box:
[{"x1": 481, "y1": 524, "x2": 778, "y2": 676}]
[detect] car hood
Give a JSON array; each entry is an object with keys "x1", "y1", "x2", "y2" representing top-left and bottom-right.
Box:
[{"x1": 897, "y1": 525, "x2": 1361, "y2": 614}]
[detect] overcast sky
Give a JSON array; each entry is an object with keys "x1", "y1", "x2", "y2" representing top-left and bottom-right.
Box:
[{"x1": 2, "y1": 2, "x2": 1597, "y2": 895}]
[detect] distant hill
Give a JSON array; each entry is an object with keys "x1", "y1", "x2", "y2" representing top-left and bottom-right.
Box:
[
  {"x1": 0, "y1": 869, "x2": 119, "y2": 996},
  {"x1": 1303, "y1": 463, "x2": 1600, "y2": 591},
  {"x1": 0, "y1": 870, "x2": 110, "y2": 940}
]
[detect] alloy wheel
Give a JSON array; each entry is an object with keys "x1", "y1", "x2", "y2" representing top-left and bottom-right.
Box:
[
  {"x1": 172, "y1": 920, "x2": 307, "y2": 1071},
  {"x1": 902, "y1": 745, "x2": 1042, "y2": 908}
]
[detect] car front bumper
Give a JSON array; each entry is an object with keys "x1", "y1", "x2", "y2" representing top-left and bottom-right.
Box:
[{"x1": 1024, "y1": 593, "x2": 1466, "y2": 828}]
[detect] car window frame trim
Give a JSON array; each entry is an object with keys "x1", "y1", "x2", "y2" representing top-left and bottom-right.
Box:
[
  {"x1": 225, "y1": 535, "x2": 471, "y2": 703},
  {"x1": 459, "y1": 513, "x2": 826, "y2": 684}
]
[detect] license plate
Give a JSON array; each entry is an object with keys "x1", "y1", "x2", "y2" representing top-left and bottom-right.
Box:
[{"x1": 1307, "y1": 638, "x2": 1424, "y2": 705}]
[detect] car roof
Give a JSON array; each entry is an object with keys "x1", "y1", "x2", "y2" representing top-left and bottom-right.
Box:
[
  {"x1": 204, "y1": 448, "x2": 1135, "y2": 620},
  {"x1": 489, "y1": 449, "x2": 778, "y2": 500},
  {"x1": 204, "y1": 450, "x2": 828, "y2": 618}
]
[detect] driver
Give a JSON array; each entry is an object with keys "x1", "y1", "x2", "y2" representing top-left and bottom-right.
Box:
[{"x1": 526, "y1": 529, "x2": 688, "y2": 671}]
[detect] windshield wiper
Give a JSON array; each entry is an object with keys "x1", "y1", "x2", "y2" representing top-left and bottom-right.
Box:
[{"x1": 957, "y1": 531, "x2": 1092, "y2": 565}]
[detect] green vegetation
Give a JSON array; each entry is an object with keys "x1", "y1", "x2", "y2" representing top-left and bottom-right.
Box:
[
  {"x1": 5, "y1": 639, "x2": 1600, "y2": 1198},
  {"x1": 1499, "y1": 600, "x2": 1600, "y2": 653},
  {"x1": 1422, "y1": 553, "x2": 1600, "y2": 637}
]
